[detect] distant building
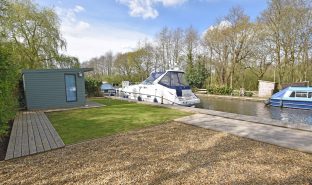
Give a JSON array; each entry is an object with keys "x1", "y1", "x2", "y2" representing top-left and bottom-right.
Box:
[
  {"x1": 258, "y1": 80, "x2": 277, "y2": 97},
  {"x1": 22, "y1": 68, "x2": 92, "y2": 110}
]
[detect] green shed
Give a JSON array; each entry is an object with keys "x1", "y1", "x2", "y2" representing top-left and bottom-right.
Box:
[{"x1": 22, "y1": 68, "x2": 93, "y2": 110}]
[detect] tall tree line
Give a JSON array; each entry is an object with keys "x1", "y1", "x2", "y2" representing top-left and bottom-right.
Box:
[{"x1": 83, "y1": 0, "x2": 312, "y2": 90}]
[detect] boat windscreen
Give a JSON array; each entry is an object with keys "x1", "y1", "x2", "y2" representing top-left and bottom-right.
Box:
[
  {"x1": 142, "y1": 72, "x2": 165, "y2": 84},
  {"x1": 170, "y1": 72, "x2": 189, "y2": 86},
  {"x1": 271, "y1": 87, "x2": 289, "y2": 98},
  {"x1": 101, "y1": 83, "x2": 113, "y2": 90},
  {"x1": 159, "y1": 71, "x2": 190, "y2": 88}
]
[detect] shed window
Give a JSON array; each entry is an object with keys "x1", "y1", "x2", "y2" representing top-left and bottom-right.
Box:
[{"x1": 65, "y1": 74, "x2": 77, "y2": 102}]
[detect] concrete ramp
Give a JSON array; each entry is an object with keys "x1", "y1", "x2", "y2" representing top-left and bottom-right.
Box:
[{"x1": 175, "y1": 114, "x2": 312, "y2": 154}]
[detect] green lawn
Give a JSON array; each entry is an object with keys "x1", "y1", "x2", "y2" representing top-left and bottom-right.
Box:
[{"x1": 47, "y1": 98, "x2": 191, "y2": 144}]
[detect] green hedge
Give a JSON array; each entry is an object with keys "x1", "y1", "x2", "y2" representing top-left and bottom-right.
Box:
[
  {"x1": 85, "y1": 78, "x2": 102, "y2": 97},
  {"x1": 0, "y1": 47, "x2": 19, "y2": 137},
  {"x1": 207, "y1": 86, "x2": 233, "y2": 95}
]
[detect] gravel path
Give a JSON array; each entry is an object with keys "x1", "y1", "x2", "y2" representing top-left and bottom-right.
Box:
[{"x1": 0, "y1": 122, "x2": 312, "y2": 185}]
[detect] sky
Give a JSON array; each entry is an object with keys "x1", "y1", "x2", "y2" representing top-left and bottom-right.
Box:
[{"x1": 35, "y1": 0, "x2": 268, "y2": 62}]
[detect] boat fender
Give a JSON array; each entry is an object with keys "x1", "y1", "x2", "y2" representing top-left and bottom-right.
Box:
[
  {"x1": 138, "y1": 96, "x2": 142, "y2": 101},
  {"x1": 264, "y1": 98, "x2": 270, "y2": 106}
]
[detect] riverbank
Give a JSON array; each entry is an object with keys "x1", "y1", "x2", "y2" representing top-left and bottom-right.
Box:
[
  {"x1": 99, "y1": 96, "x2": 312, "y2": 133},
  {"x1": 196, "y1": 93, "x2": 267, "y2": 102}
]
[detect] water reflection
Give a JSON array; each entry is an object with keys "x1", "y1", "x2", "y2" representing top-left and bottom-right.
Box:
[{"x1": 196, "y1": 97, "x2": 312, "y2": 125}]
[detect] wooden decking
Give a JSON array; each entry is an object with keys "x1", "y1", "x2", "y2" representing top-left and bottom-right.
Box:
[{"x1": 5, "y1": 111, "x2": 65, "y2": 160}]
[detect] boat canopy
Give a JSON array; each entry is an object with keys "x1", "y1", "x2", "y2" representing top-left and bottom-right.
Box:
[
  {"x1": 158, "y1": 71, "x2": 190, "y2": 89},
  {"x1": 142, "y1": 72, "x2": 165, "y2": 85},
  {"x1": 272, "y1": 86, "x2": 312, "y2": 99},
  {"x1": 271, "y1": 87, "x2": 289, "y2": 99}
]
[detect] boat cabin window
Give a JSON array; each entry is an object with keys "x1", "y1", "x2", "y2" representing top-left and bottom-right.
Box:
[
  {"x1": 178, "y1": 73, "x2": 189, "y2": 86},
  {"x1": 289, "y1": 92, "x2": 295, "y2": 97},
  {"x1": 159, "y1": 73, "x2": 170, "y2": 86},
  {"x1": 171, "y1": 73, "x2": 180, "y2": 86},
  {"x1": 309, "y1": 92, "x2": 312, "y2": 98},
  {"x1": 159, "y1": 72, "x2": 189, "y2": 87},
  {"x1": 295, "y1": 91, "x2": 307, "y2": 98}
]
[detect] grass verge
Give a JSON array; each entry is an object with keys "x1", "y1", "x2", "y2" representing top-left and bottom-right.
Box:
[{"x1": 47, "y1": 98, "x2": 191, "y2": 144}]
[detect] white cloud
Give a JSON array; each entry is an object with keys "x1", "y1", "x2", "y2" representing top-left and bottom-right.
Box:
[
  {"x1": 161, "y1": 0, "x2": 187, "y2": 6},
  {"x1": 117, "y1": 0, "x2": 188, "y2": 19},
  {"x1": 56, "y1": 5, "x2": 90, "y2": 37},
  {"x1": 56, "y1": 5, "x2": 151, "y2": 62},
  {"x1": 74, "y1": 5, "x2": 84, "y2": 13},
  {"x1": 202, "y1": 20, "x2": 232, "y2": 37},
  {"x1": 64, "y1": 26, "x2": 150, "y2": 62}
]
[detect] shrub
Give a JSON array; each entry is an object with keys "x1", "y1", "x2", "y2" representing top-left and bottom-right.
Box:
[
  {"x1": 186, "y1": 59, "x2": 209, "y2": 88},
  {"x1": 0, "y1": 46, "x2": 19, "y2": 137},
  {"x1": 244, "y1": 91, "x2": 254, "y2": 97},
  {"x1": 207, "y1": 86, "x2": 233, "y2": 95},
  {"x1": 85, "y1": 78, "x2": 102, "y2": 97}
]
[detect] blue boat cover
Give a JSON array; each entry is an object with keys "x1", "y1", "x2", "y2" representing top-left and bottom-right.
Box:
[{"x1": 271, "y1": 87, "x2": 290, "y2": 99}]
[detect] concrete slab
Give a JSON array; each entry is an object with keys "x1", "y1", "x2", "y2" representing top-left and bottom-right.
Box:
[{"x1": 175, "y1": 114, "x2": 312, "y2": 154}]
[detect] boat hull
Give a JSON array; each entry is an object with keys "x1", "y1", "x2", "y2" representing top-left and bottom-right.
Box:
[
  {"x1": 120, "y1": 84, "x2": 200, "y2": 107},
  {"x1": 270, "y1": 98, "x2": 312, "y2": 109}
]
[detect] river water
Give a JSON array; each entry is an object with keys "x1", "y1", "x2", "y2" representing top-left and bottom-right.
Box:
[{"x1": 196, "y1": 96, "x2": 312, "y2": 125}]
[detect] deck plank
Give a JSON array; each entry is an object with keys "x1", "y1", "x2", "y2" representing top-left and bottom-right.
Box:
[
  {"x1": 31, "y1": 111, "x2": 44, "y2": 153},
  {"x1": 40, "y1": 112, "x2": 65, "y2": 147},
  {"x1": 21, "y1": 112, "x2": 30, "y2": 156},
  {"x1": 27, "y1": 112, "x2": 37, "y2": 155},
  {"x1": 34, "y1": 112, "x2": 51, "y2": 151},
  {"x1": 5, "y1": 112, "x2": 20, "y2": 160},
  {"x1": 13, "y1": 112, "x2": 23, "y2": 158},
  {"x1": 37, "y1": 112, "x2": 58, "y2": 149}
]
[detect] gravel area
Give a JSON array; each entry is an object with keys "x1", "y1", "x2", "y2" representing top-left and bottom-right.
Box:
[{"x1": 0, "y1": 122, "x2": 312, "y2": 185}]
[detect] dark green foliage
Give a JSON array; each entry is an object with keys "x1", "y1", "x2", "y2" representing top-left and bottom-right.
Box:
[
  {"x1": 207, "y1": 86, "x2": 233, "y2": 95},
  {"x1": 244, "y1": 91, "x2": 254, "y2": 97},
  {"x1": 85, "y1": 78, "x2": 102, "y2": 97},
  {"x1": 18, "y1": 79, "x2": 26, "y2": 108},
  {"x1": 186, "y1": 59, "x2": 209, "y2": 88},
  {"x1": 0, "y1": 46, "x2": 19, "y2": 137}
]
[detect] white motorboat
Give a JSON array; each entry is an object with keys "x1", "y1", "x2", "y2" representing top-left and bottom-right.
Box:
[{"x1": 119, "y1": 70, "x2": 200, "y2": 106}]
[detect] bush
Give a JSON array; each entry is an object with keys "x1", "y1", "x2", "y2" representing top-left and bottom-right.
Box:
[
  {"x1": 207, "y1": 86, "x2": 233, "y2": 95},
  {"x1": 244, "y1": 91, "x2": 254, "y2": 97},
  {"x1": 85, "y1": 78, "x2": 102, "y2": 97},
  {"x1": 186, "y1": 59, "x2": 209, "y2": 88},
  {"x1": 0, "y1": 46, "x2": 19, "y2": 137}
]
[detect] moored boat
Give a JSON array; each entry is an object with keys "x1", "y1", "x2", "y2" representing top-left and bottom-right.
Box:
[
  {"x1": 269, "y1": 87, "x2": 312, "y2": 109},
  {"x1": 119, "y1": 70, "x2": 200, "y2": 106}
]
